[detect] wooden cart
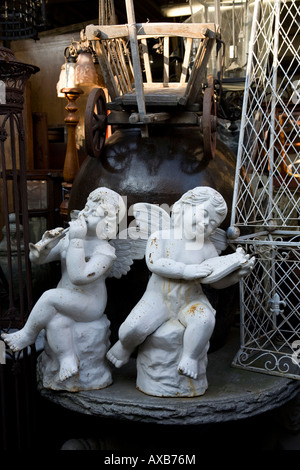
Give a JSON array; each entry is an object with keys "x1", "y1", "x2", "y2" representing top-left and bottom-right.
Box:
[{"x1": 84, "y1": 0, "x2": 221, "y2": 160}]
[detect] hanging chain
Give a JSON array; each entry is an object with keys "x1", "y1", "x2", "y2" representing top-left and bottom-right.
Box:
[{"x1": 99, "y1": 0, "x2": 116, "y2": 26}]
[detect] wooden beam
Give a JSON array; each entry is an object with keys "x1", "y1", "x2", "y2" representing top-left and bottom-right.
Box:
[
  {"x1": 86, "y1": 22, "x2": 219, "y2": 41},
  {"x1": 108, "y1": 110, "x2": 199, "y2": 126},
  {"x1": 182, "y1": 37, "x2": 215, "y2": 106},
  {"x1": 163, "y1": 36, "x2": 169, "y2": 87},
  {"x1": 141, "y1": 38, "x2": 152, "y2": 84},
  {"x1": 129, "y1": 112, "x2": 171, "y2": 124},
  {"x1": 106, "y1": 40, "x2": 127, "y2": 94},
  {"x1": 125, "y1": 0, "x2": 148, "y2": 137},
  {"x1": 180, "y1": 37, "x2": 193, "y2": 83},
  {"x1": 86, "y1": 23, "x2": 128, "y2": 40},
  {"x1": 93, "y1": 40, "x2": 119, "y2": 101},
  {"x1": 137, "y1": 23, "x2": 218, "y2": 40},
  {"x1": 116, "y1": 39, "x2": 133, "y2": 91},
  {"x1": 119, "y1": 83, "x2": 186, "y2": 106}
]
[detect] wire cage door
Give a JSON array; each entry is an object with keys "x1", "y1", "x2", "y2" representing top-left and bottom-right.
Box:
[{"x1": 230, "y1": 0, "x2": 300, "y2": 378}]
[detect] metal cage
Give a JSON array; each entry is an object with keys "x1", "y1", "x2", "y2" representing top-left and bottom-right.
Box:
[
  {"x1": 0, "y1": 47, "x2": 39, "y2": 450},
  {"x1": 230, "y1": 0, "x2": 300, "y2": 379},
  {"x1": 0, "y1": 1, "x2": 46, "y2": 41}
]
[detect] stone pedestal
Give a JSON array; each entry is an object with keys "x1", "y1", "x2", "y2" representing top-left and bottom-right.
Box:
[
  {"x1": 136, "y1": 320, "x2": 209, "y2": 397},
  {"x1": 38, "y1": 329, "x2": 300, "y2": 426},
  {"x1": 37, "y1": 315, "x2": 112, "y2": 392}
]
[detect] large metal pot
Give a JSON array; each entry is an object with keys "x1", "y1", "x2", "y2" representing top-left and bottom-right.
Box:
[{"x1": 69, "y1": 126, "x2": 238, "y2": 351}]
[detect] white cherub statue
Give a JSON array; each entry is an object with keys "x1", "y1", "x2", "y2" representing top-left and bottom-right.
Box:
[
  {"x1": 107, "y1": 186, "x2": 255, "y2": 397},
  {"x1": 2, "y1": 187, "x2": 145, "y2": 391}
]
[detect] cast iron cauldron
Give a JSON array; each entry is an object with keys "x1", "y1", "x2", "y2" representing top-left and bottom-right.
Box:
[{"x1": 69, "y1": 126, "x2": 238, "y2": 351}]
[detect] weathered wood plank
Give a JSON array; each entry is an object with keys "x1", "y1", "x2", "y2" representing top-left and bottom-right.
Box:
[
  {"x1": 137, "y1": 23, "x2": 218, "y2": 39},
  {"x1": 86, "y1": 24, "x2": 128, "y2": 40},
  {"x1": 107, "y1": 110, "x2": 199, "y2": 125},
  {"x1": 86, "y1": 23, "x2": 219, "y2": 41},
  {"x1": 129, "y1": 112, "x2": 171, "y2": 123},
  {"x1": 125, "y1": 0, "x2": 148, "y2": 137},
  {"x1": 180, "y1": 37, "x2": 193, "y2": 83},
  {"x1": 106, "y1": 40, "x2": 127, "y2": 94},
  {"x1": 120, "y1": 83, "x2": 187, "y2": 106},
  {"x1": 93, "y1": 40, "x2": 119, "y2": 100},
  {"x1": 116, "y1": 39, "x2": 133, "y2": 91},
  {"x1": 163, "y1": 36, "x2": 169, "y2": 87},
  {"x1": 182, "y1": 37, "x2": 215, "y2": 105},
  {"x1": 141, "y1": 38, "x2": 152, "y2": 84}
]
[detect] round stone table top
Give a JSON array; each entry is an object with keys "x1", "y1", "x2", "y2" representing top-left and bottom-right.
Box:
[{"x1": 38, "y1": 329, "x2": 300, "y2": 425}]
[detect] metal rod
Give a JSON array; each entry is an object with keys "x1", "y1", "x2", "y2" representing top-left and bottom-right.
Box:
[
  {"x1": 99, "y1": 0, "x2": 105, "y2": 25},
  {"x1": 9, "y1": 112, "x2": 25, "y2": 321},
  {"x1": 267, "y1": 0, "x2": 281, "y2": 223},
  {"x1": 18, "y1": 112, "x2": 33, "y2": 314},
  {"x1": 0, "y1": 364, "x2": 7, "y2": 449},
  {"x1": 0, "y1": 133, "x2": 14, "y2": 309},
  {"x1": 214, "y1": 0, "x2": 222, "y2": 77},
  {"x1": 232, "y1": 0, "x2": 236, "y2": 58},
  {"x1": 230, "y1": 0, "x2": 261, "y2": 228},
  {"x1": 189, "y1": 0, "x2": 194, "y2": 22}
]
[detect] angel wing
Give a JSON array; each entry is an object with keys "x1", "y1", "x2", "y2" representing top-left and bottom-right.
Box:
[
  {"x1": 108, "y1": 234, "x2": 145, "y2": 279},
  {"x1": 108, "y1": 203, "x2": 171, "y2": 279},
  {"x1": 131, "y1": 202, "x2": 171, "y2": 239},
  {"x1": 209, "y1": 228, "x2": 228, "y2": 254}
]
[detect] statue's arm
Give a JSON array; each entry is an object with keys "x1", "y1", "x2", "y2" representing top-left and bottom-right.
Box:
[
  {"x1": 145, "y1": 233, "x2": 212, "y2": 280},
  {"x1": 145, "y1": 232, "x2": 185, "y2": 279},
  {"x1": 147, "y1": 256, "x2": 186, "y2": 279},
  {"x1": 66, "y1": 239, "x2": 116, "y2": 285}
]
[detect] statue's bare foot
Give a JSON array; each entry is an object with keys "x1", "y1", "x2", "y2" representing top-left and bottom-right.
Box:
[
  {"x1": 58, "y1": 355, "x2": 79, "y2": 382},
  {"x1": 1, "y1": 330, "x2": 33, "y2": 352},
  {"x1": 106, "y1": 341, "x2": 131, "y2": 368},
  {"x1": 178, "y1": 357, "x2": 198, "y2": 379}
]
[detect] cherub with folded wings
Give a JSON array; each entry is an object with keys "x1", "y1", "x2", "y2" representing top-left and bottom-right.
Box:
[{"x1": 107, "y1": 186, "x2": 255, "y2": 380}]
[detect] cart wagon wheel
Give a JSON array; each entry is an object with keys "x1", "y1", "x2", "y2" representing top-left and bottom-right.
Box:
[
  {"x1": 85, "y1": 87, "x2": 107, "y2": 158},
  {"x1": 202, "y1": 80, "x2": 217, "y2": 161}
]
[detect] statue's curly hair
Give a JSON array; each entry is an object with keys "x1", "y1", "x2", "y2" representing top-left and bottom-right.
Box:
[
  {"x1": 87, "y1": 187, "x2": 126, "y2": 221},
  {"x1": 172, "y1": 186, "x2": 227, "y2": 221}
]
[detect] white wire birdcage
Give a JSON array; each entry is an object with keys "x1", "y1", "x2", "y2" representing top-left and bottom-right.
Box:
[{"x1": 230, "y1": 0, "x2": 300, "y2": 378}]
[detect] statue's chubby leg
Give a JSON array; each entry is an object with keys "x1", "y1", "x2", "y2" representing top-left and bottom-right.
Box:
[
  {"x1": 177, "y1": 297, "x2": 216, "y2": 379},
  {"x1": 2, "y1": 285, "x2": 103, "y2": 353},
  {"x1": 107, "y1": 291, "x2": 169, "y2": 368},
  {"x1": 2, "y1": 288, "x2": 58, "y2": 352},
  {"x1": 46, "y1": 314, "x2": 80, "y2": 382}
]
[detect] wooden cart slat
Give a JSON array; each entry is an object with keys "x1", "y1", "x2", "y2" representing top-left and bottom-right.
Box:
[
  {"x1": 118, "y1": 83, "x2": 187, "y2": 106},
  {"x1": 86, "y1": 4, "x2": 219, "y2": 138},
  {"x1": 86, "y1": 23, "x2": 219, "y2": 41}
]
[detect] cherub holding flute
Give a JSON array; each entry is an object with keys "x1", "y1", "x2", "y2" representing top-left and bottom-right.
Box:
[{"x1": 2, "y1": 187, "x2": 125, "y2": 383}]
